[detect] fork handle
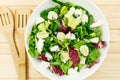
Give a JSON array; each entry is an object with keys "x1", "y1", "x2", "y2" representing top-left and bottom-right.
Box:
[
  {"x1": 7, "y1": 36, "x2": 19, "y2": 74},
  {"x1": 16, "y1": 34, "x2": 27, "y2": 80}
]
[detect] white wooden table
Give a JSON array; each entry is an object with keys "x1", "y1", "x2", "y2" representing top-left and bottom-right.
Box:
[{"x1": 0, "y1": 0, "x2": 120, "y2": 80}]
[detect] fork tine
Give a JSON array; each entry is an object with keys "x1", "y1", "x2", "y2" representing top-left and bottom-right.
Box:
[
  {"x1": 0, "y1": 13, "x2": 6, "y2": 26},
  {"x1": 19, "y1": 14, "x2": 23, "y2": 28},
  {"x1": 25, "y1": 15, "x2": 27, "y2": 26},
  {"x1": 0, "y1": 14, "x2": 3, "y2": 26},
  {"x1": 22, "y1": 15, "x2": 24, "y2": 28},
  {"x1": 6, "y1": 8, "x2": 14, "y2": 24},
  {"x1": 15, "y1": 9, "x2": 32, "y2": 29},
  {"x1": 23, "y1": 15, "x2": 27, "y2": 27},
  {"x1": 6, "y1": 13, "x2": 10, "y2": 24},
  {"x1": 4, "y1": 13, "x2": 10, "y2": 24}
]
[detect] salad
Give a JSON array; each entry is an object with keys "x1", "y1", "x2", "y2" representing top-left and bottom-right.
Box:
[{"x1": 28, "y1": 0, "x2": 106, "y2": 76}]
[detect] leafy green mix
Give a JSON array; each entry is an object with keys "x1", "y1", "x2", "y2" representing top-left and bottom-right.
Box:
[{"x1": 28, "y1": 0, "x2": 105, "y2": 76}]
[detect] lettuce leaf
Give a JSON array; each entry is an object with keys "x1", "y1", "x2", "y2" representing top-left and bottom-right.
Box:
[
  {"x1": 85, "y1": 46, "x2": 100, "y2": 65},
  {"x1": 28, "y1": 24, "x2": 39, "y2": 57}
]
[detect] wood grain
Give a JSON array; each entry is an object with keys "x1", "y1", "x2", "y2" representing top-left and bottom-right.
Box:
[{"x1": 0, "y1": 0, "x2": 120, "y2": 80}]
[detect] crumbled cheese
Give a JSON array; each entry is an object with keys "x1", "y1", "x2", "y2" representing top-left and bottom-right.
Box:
[
  {"x1": 66, "y1": 32, "x2": 76, "y2": 40},
  {"x1": 80, "y1": 57, "x2": 86, "y2": 64},
  {"x1": 82, "y1": 13, "x2": 88, "y2": 23},
  {"x1": 74, "y1": 9, "x2": 82, "y2": 17},
  {"x1": 90, "y1": 21, "x2": 103, "y2": 28},
  {"x1": 50, "y1": 45, "x2": 60, "y2": 52},
  {"x1": 65, "y1": 7, "x2": 76, "y2": 18},
  {"x1": 90, "y1": 37, "x2": 99, "y2": 43},
  {"x1": 36, "y1": 38, "x2": 45, "y2": 53},
  {"x1": 45, "y1": 52, "x2": 53, "y2": 61},
  {"x1": 36, "y1": 17, "x2": 45, "y2": 24}
]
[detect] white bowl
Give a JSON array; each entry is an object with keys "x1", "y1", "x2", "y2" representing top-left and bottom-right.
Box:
[{"x1": 25, "y1": 0, "x2": 109, "y2": 80}]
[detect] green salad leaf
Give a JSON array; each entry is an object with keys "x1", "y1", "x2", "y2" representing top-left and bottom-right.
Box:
[
  {"x1": 59, "y1": 6, "x2": 68, "y2": 18},
  {"x1": 28, "y1": 24, "x2": 39, "y2": 57},
  {"x1": 49, "y1": 20, "x2": 59, "y2": 33},
  {"x1": 85, "y1": 45, "x2": 100, "y2": 65}
]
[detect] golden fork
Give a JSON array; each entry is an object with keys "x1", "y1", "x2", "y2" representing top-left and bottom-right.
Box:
[
  {"x1": 0, "y1": 7, "x2": 19, "y2": 74},
  {"x1": 15, "y1": 8, "x2": 32, "y2": 80}
]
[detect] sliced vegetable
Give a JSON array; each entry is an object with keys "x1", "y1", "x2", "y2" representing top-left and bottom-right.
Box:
[{"x1": 69, "y1": 47, "x2": 79, "y2": 68}]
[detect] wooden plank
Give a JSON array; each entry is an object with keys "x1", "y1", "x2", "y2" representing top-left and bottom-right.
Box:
[
  {"x1": 0, "y1": 54, "x2": 120, "y2": 80},
  {"x1": 0, "y1": 55, "x2": 17, "y2": 78},
  {"x1": 99, "y1": 6, "x2": 120, "y2": 18},
  {"x1": 86, "y1": 78, "x2": 120, "y2": 80},
  {"x1": 0, "y1": 0, "x2": 120, "y2": 6},
  {"x1": 110, "y1": 30, "x2": 120, "y2": 42},
  {"x1": 107, "y1": 18, "x2": 120, "y2": 30},
  {"x1": 98, "y1": 6, "x2": 120, "y2": 29},
  {"x1": 1, "y1": 78, "x2": 120, "y2": 80},
  {"x1": 0, "y1": 33, "x2": 7, "y2": 42},
  {"x1": 108, "y1": 42, "x2": 120, "y2": 54},
  {"x1": 0, "y1": 0, "x2": 43, "y2": 6},
  {"x1": 0, "y1": 78, "x2": 49, "y2": 80},
  {"x1": 87, "y1": 54, "x2": 120, "y2": 79},
  {"x1": 91, "y1": 0, "x2": 120, "y2": 6},
  {"x1": 0, "y1": 0, "x2": 120, "y2": 80},
  {"x1": 0, "y1": 43, "x2": 11, "y2": 55}
]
